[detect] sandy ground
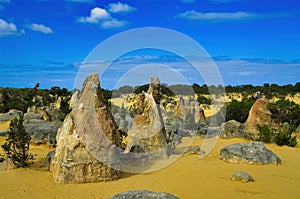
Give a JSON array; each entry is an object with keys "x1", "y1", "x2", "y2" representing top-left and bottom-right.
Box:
[
  {"x1": 0, "y1": 136, "x2": 299, "y2": 199},
  {"x1": 0, "y1": 94, "x2": 299, "y2": 199}
]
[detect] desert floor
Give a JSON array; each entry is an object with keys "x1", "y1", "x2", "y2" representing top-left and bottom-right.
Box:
[{"x1": 0, "y1": 136, "x2": 299, "y2": 199}]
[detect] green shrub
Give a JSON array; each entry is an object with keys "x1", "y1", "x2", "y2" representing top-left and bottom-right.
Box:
[
  {"x1": 226, "y1": 98, "x2": 255, "y2": 123},
  {"x1": 275, "y1": 125, "x2": 297, "y2": 147},
  {"x1": 197, "y1": 95, "x2": 211, "y2": 105},
  {"x1": 256, "y1": 124, "x2": 274, "y2": 143},
  {"x1": 1, "y1": 114, "x2": 34, "y2": 167}
]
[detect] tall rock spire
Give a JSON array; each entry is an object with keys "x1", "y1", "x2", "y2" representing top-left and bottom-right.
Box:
[{"x1": 52, "y1": 73, "x2": 121, "y2": 183}]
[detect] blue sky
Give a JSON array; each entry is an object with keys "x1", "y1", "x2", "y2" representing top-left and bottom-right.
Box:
[{"x1": 0, "y1": 0, "x2": 299, "y2": 89}]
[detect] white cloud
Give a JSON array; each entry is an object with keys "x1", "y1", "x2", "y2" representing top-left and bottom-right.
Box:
[
  {"x1": 78, "y1": 7, "x2": 127, "y2": 28},
  {"x1": 108, "y1": 2, "x2": 137, "y2": 14},
  {"x1": 30, "y1": 23, "x2": 53, "y2": 34},
  {"x1": 181, "y1": 0, "x2": 197, "y2": 3},
  {"x1": 0, "y1": 18, "x2": 24, "y2": 36},
  {"x1": 78, "y1": 7, "x2": 110, "y2": 23},
  {"x1": 177, "y1": 10, "x2": 257, "y2": 21},
  {"x1": 101, "y1": 19, "x2": 127, "y2": 29}
]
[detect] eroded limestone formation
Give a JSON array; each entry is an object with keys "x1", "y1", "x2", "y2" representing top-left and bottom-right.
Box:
[
  {"x1": 52, "y1": 73, "x2": 121, "y2": 183},
  {"x1": 244, "y1": 99, "x2": 272, "y2": 140},
  {"x1": 125, "y1": 77, "x2": 168, "y2": 157}
]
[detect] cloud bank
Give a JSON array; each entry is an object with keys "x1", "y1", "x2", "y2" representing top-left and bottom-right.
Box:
[{"x1": 0, "y1": 18, "x2": 24, "y2": 36}]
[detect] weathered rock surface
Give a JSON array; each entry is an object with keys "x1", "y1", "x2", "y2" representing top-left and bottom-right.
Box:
[
  {"x1": 110, "y1": 190, "x2": 180, "y2": 199},
  {"x1": 24, "y1": 119, "x2": 61, "y2": 146},
  {"x1": 220, "y1": 142, "x2": 281, "y2": 165},
  {"x1": 231, "y1": 171, "x2": 254, "y2": 183},
  {"x1": 220, "y1": 120, "x2": 245, "y2": 139},
  {"x1": 69, "y1": 90, "x2": 80, "y2": 109},
  {"x1": 0, "y1": 109, "x2": 22, "y2": 122},
  {"x1": 175, "y1": 96, "x2": 187, "y2": 118},
  {"x1": 0, "y1": 158, "x2": 15, "y2": 171},
  {"x1": 41, "y1": 150, "x2": 55, "y2": 170},
  {"x1": 125, "y1": 77, "x2": 168, "y2": 157},
  {"x1": 195, "y1": 106, "x2": 207, "y2": 125},
  {"x1": 245, "y1": 99, "x2": 272, "y2": 140},
  {"x1": 27, "y1": 106, "x2": 65, "y2": 122},
  {"x1": 183, "y1": 146, "x2": 204, "y2": 156},
  {"x1": 24, "y1": 113, "x2": 43, "y2": 121},
  {"x1": 296, "y1": 124, "x2": 300, "y2": 138},
  {"x1": 208, "y1": 107, "x2": 226, "y2": 127},
  {"x1": 147, "y1": 76, "x2": 161, "y2": 104},
  {"x1": 52, "y1": 73, "x2": 121, "y2": 183}
]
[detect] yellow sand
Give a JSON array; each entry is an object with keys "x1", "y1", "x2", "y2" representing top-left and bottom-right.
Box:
[
  {"x1": 0, "y1": 121, "x2": 10, "y2": 131},
  {"x1": 0, "y1": 136, "x2": 299, "y2": 199}
]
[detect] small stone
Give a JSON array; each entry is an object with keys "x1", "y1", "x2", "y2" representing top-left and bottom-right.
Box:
[
  {"x1": 231, "y1": 171, "x2": 254, "y2": 183},
  {"x1": 183, "y1": 146, "x2": 203, "y2": 156}
]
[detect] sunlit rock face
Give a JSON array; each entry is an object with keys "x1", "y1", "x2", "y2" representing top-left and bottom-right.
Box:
[
  {"x1": 52, "y1": 73, "x2": 121, "y2": 183},
  {"x1": 125, "y1": 77, "x2": 168, "y2": 157},
  {"x1": 244, "y1": 99, "x2": 272, "y2": 140}
]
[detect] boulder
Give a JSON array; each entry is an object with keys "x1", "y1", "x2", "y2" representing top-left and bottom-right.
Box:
[
  {"x1": 52, "y1": 73, "x2": 121, "y2": 183},
  {"x1": 183, "y1": 146, "x2": 204, "y2": 156},
  {"x1": 0, "y1": 130, "x2": 8, "y2": 136},
  {"x1": 220, "y1": 120, "x2": 244, "y2": 139},
  {"x1": 0, "y1": 158, "x2": 15, "y2": 171},
  {"x1": 207, "y1": 107, "x2": 226, "y2": 127},
  {"x1": 24, "y1": 113, "x2": 43, "y2": 121},
  {"x1": 41, "y1": 150, "x2": 55, "y2": 170},
  {"x1": 0, "y1": 109, "x2": 22, "y2": 122},
  {"x1": 110, "y1": 190, "x2": 179, "y2": 199},
  {"x1": 220, "y1": 142, "x2": 281, "y2": 165},
  {"x1": 24, "y1": 119, "x2": 61, "y2": 146},
  {"x1": 245, "y1": 99, "x2": 272, "y2": 140},
  {"x1": 27, "y1": 106, "x2": 65, "y2": 122},
  {"x1": 231, "y1": 171, "x2": 254, "y2": 183},
  {"x1": 125, "y1": 77, "x2": 168, "y2": 157}
]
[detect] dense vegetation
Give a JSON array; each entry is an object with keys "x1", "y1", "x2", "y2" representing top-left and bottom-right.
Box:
[
  {"x1": 268, "y1": 99, "x2": 300, "y2": 128},
  {"x1": 225, "y1": 98, "x2": 255, "y2": 123},
  {"x1": 256, "y1": 124, "x2": 298, "y2": 147},
  {"x1": 0, "y1": 85, "x2": 72, "y2": 114},
  {"x1": 112, "y1": 82, "x2": 300, "y2": 98}
]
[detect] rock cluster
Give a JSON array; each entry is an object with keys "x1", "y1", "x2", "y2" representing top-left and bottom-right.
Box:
[
  {"x1": 52, "y1": 73, "x2": 121, "y2": 183},
  {"x1": 23, "y1": 113, "x2": 61, "y2": 146},
  {"x1": 110, "y1": 190, "x2": 179, "y2": 199},
  {"x1": 220, "y1": 142, "x2": 281, "y2": 165},
  {"x1": 0, "y1": 109, "x2": 22, "y2": 122}
]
